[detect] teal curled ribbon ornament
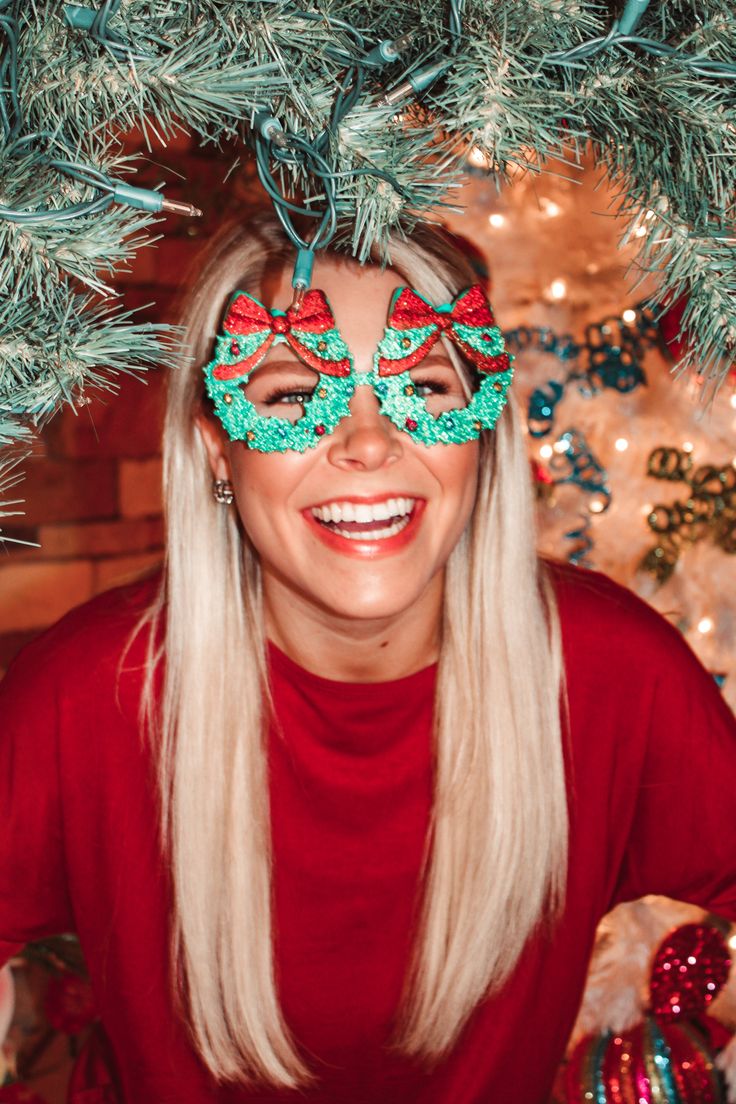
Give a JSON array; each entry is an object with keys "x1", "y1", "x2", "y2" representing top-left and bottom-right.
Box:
[
  {"x1": 203, "y1": 283, "x2": 513, "y2": 452},
  {"x1": 203, "y1": 289, "x2": 356, "y2": 453},
  {"x1": 372, "y1": 284, "x2": 514, "y2": 447}
]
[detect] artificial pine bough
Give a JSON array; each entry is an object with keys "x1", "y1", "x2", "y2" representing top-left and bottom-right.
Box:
[{"x1": 0, "y1": 0, "x2": 734, "y2": 524}]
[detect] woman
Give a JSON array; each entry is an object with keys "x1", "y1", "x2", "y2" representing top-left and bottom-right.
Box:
[{"x1": 1, "y1": 214, "x2": 735, "y2": 1104}]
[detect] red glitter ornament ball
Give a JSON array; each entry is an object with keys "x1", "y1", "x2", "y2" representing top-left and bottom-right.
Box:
[
  {"x1": 44, "y1": 971, "x2": 97, "y2": 1034},
  {"x1": 314, "y1": 424, "x2": 326, "y2": 437},
  {"x1": 563, "y1": 1016, "x2": 723, "y2": 1104},
  {"x1": 650, "y1": 922, "x2": 731, "y2": 1020}
]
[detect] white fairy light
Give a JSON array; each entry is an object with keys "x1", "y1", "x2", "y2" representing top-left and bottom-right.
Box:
[
  {"x1": 488, "y1": 213, "x2": 506, "y2": 228},
  {"x1": 590, "y1": 499, "x2": 605, "y2": 514},
  {"x1": 730, "y1": 393, "x2": 736, "y2": 409},
  {"x1": 615, "y1": 437, "x2": 629, "y2": 452},
  {"x1": 553, "y1": 438, "x2": 570, "y2": 454},
  {"x1": 622, "y1": 309, "x2": 637, "y2": 324},
  {"x1": 548, "y1": 278, "x2": 567, "y2": 301},
  {"x1": 539, "y1": 197, "x2": 562, "y2": 218},
  {"x1": 539, "y1": 444, "x2": 553, "y2": 459},
  {"x1": 697, "y1": 617, "x2": 714, "y2": 634},
  {"x1": 682, "y1": 441, "x2": 694, "y2": 453},
  {"x1": 641, "y1": 503, "x2": 653, "y2": 516},
  {"x1": 468, "y1": 146, "x2": 489, "y2": 167},
  {"x1": 634, "y1": 226, "x2": 647, "y2": 238},
  {"x1": 729, "y1": 933, "x2": 736, "y2": 950}
]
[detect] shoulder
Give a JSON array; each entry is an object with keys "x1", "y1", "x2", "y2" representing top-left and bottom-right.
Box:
[
  {"x1": 1, "y1": 571, "x2": 162, "y2": 702},
  {"x1": 543, "y1": 558, "x2": 698, "y2": 683}
]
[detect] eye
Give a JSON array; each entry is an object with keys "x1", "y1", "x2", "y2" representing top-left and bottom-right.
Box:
[
  {"x1": 413, "y1": 378, "x2": 450, "y2": 398},
  {"x1": 263, "y1": 387, "x2": 315, "y2": 406},
  {"x1": 409, "y1": 360, "x2": 469, "y2": 417},
  {"x1": 243, "y1": 362, "x2": 320, "y2": 423}
]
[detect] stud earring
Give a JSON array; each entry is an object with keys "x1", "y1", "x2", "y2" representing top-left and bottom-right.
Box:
[{"x1": 212, "y1": 478, "x2": 234, "y2": 505}]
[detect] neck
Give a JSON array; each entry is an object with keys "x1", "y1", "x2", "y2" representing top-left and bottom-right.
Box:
[{"x1": 262, "y1": 572, "x2": 443, "y2": 682}]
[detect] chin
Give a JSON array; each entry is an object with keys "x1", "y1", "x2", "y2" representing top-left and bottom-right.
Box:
[{"x1": 315, "y1": 587, "x2": 425, "y2": 624}]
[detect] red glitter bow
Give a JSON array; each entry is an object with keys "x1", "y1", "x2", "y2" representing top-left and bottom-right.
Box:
[
  {"x1": 213, "y1": 289, "x2": 351, "y2": 380},
  {"x1": 377, "y1": 284, "x2": 511, "y2": 377}
]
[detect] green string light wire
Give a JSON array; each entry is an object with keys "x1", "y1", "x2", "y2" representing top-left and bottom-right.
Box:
[
  {"x1": 64, "y1": 0, "x2": 169, "y2": 60},
  {"x1": 0, "y1": 1, "x2": 200, "y2": 222},
  {"x1": 247, "y1": 0, "x2": 467, "y2": 299},
  {"x1": 544, "y1": 0, "x2": 736, "y2": 76}
]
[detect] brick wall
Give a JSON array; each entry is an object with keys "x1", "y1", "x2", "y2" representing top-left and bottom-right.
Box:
[{"x1": 0, "y1": 133, "x2": 264, "y2": 673}]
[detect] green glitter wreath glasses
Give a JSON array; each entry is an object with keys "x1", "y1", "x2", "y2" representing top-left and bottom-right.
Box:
[{"x1": 203, "y1": 283, "x2": 514, "y2": 452}]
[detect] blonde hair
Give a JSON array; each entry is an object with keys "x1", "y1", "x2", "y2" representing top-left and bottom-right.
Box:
[{"x1": 138, "y1": 213, "x2": 568, "y2": 1087}]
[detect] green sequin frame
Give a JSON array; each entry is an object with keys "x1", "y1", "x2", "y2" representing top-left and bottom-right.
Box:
[
  {"x1": 370, "y1": 300, "x2": 514, "y2": 446},
  {"x1": 203, "y1": 298, "x2": 514, "y2": 452},
  {"x1": 204, "y1": 321, "x2": 357, "y2": 453},
  {"x1": 368, "y1": 367, "x2": 513, "y2": 447}
]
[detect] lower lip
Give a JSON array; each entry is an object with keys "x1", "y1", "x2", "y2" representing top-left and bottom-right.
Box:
[{"x1": 303, "y1": 501, "x2": 426, "y2": 557}]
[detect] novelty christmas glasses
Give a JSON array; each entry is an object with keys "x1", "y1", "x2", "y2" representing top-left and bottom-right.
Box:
[{"x1": 203, "y1": 283, "x2": 513, "y2": 452}]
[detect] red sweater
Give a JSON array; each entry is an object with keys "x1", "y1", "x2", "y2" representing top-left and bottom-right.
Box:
[{"x1": 1, "y1": 565, "x2": 735, "y2": 1104}]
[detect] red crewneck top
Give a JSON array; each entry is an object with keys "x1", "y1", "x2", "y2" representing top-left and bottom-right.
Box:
[{"x1": 1, "y1": 564, "x2": 735, "y2": 1104}]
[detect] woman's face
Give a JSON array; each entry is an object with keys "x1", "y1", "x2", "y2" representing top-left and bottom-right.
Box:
[{"x1": 199, "y1": 256, "x2": 480, "y2": 624}]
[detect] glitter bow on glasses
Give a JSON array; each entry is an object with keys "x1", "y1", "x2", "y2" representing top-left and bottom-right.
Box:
[
  {"x1": 375, "y1": 285, "x2": 513, "y2": 376},
  {"x1": 212, "y1": 289, "x2": 353, "y2": 380}
]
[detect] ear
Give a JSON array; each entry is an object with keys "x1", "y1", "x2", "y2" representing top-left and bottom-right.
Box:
[{"x1": 195, "y1": 410, "x2": 233, "y2": 482}]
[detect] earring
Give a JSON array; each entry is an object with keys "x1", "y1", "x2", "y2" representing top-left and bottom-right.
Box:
[{"x1": 212, "y1": 478, "x2": 234, "y2": 505}]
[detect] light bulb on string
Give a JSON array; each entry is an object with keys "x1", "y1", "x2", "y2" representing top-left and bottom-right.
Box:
[
  {"x1": 682, "y1": 441, "x2": 694, "y2": 453},
  {"x1": 622, "y1": 309, "x2": 637, "y2": 324},
  {"x1": 615, "y1": 438, "x2": 629, "y2": 452},
  {"x1": 488, "y1": 213, "x2": 506, "y2": 228},
  {"x1": 729, "y1": 393, "x2": 736, "y2": 409},
  {"x1": 539, "y1": 444, "x2": 553, "y2": 459},
  {"x1": 697, "y1": 617, "x2": 714, "y2": 634}
]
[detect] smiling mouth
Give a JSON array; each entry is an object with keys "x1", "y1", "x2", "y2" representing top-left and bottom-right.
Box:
[{"x1": 309, "y1": 497, "x2": 416, "y2": 542}]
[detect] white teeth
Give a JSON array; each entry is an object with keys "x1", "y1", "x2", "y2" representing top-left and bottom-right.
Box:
[
  {"x1": 332, "y1": 515, "x2": 411, "y2": 540},
  {"x1": 355, "y1": 503, "x2": 373, "y2": 523},
  {"x1": 310, "y1": 497, "x2": 416, "y2": 525}
]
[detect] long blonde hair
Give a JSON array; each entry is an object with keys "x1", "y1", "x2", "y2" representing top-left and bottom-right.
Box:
[{"x1": 139, "y1": 213, "x2": 568, "y2": 1087}]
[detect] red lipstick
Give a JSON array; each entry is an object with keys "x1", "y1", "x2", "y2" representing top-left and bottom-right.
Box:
[{"x1": 302, "y1": 498, "x2": 426, "y2": 558}]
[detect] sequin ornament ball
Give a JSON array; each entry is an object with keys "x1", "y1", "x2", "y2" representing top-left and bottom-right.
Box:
[{"x1": 559, "y1": 922, "x2": 732, "y2": 1103}]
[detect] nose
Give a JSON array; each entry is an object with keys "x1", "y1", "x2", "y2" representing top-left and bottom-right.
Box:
[{"x1": 326, "y1": 380, "x2": 403, "y2": 471}]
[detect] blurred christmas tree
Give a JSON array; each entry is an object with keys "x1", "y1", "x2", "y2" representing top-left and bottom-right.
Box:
[{"x1": 446, "y1": 153, "x2": 736, "y2": 711}]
